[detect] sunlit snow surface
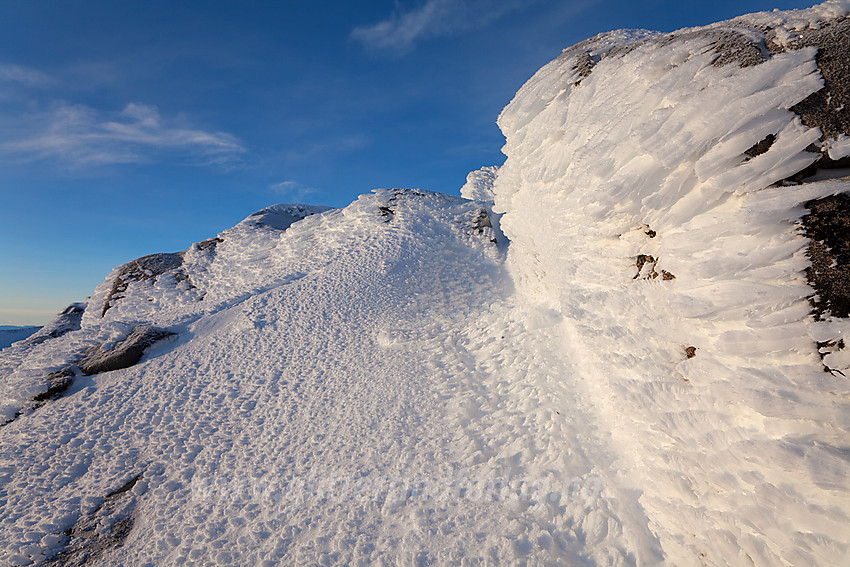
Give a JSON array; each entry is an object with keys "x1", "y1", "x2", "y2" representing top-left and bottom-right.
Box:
[
  {"x1": 1, "y1": 191, "x2": 644, "y2": 565},
  {"x1": 3, "y1": 2, "x2": 850, "y2": 565}
]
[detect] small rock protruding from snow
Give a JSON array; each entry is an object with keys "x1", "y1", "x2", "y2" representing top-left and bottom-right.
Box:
[{"x1": 80, "y1": 325, "x2": 175, "y2": 375}]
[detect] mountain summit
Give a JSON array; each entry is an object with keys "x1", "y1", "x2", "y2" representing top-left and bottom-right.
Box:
[{"x1": 2, "y1": 2, "x2": 850, "y2": 565}]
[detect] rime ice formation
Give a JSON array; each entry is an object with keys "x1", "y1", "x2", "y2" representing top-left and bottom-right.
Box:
[
  {"x1": 2, "y1": 2, "x2": 850, "y2": 566},
  {"x1": 492, "y1": 1, "x2": 850, "y2": 564}
]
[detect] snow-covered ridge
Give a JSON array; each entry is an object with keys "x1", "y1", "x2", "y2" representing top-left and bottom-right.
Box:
[
  {"x1": 493, "y1": 1, "x2": 850, "y2": 564},
  {"x1": 2, "y1": 2, "x2": 850, "y2": 566}
]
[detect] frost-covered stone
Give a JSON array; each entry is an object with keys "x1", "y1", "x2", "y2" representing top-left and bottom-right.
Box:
[
  {"x1": 101, "y1": 253, "x2": 184, "y2": 316},
  {"x1": 460, "y1": 166, "x2": 499, "y2": 202},
  {"x1": 492, "y1": 2, "x2": 850, "y2": 564},
  {"x1": 79, "y1": 325, "x2": 175, "y2": 375},
  {"x1": 23, "y1": 303, "x2": 84, "y2": 346},
  {"x1": 241, "y1": 203, "x2": 332, "y2": 231}
]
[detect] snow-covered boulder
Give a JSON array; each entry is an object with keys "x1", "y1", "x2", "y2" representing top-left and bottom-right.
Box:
[
  {"x1": 22, "y1": 303, "x2": 84, "y2": 346},
  {"x1": 241, "y1": 203, "x2": 332, "y2": 231},
  {"x1": 460, "y1": 165, "x2": 499, "y2": 202},
  {"x1": 493, "y1": 1, "x2": 850, "y2": 564}
]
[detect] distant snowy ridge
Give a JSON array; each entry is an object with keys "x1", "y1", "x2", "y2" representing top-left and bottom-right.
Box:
[
  {"x1": 0, "y1": 327, "x2": 41, "y2": 350},
  {"x1": 492, "y1": 1, "x2": 850, "y2": 564}
]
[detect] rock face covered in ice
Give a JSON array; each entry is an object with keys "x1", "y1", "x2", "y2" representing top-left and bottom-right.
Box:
[{"x1": 492, "y1": 1, "x2": 850, "y2": 565}]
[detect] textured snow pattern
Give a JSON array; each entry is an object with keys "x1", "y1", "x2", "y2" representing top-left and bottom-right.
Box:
[
  {"x1": 1, "y1": 190, "x2": 647, "y2": 565},
  {"x1": 459, "y1": 166, "x2": 500, "y2": 202},
  {"x1": 494, "y1": 2, "x2": 850, "y2": 565}
]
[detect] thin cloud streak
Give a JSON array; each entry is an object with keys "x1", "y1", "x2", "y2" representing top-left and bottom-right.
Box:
[
  {"x1": 3, "y1": 102, "x2": 246, "y2": 167},
  {"x1": 351, "y1": 0, "x2": 534, "y2": 53},
  {"x1": 0, "y1": 63, "x2": 56, "y2": 88},
  {"x1": 269, "y1": 180, "x2": 321, "y2": 202}
]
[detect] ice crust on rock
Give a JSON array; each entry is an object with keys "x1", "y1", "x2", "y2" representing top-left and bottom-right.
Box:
[{"x1": 493, "y1": 2, "x2": 850, "y2": 565}]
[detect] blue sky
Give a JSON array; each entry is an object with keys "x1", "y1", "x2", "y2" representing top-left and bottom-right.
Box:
[{"x1": 0, "y1": 0, "x2": 812, "y2": 325}]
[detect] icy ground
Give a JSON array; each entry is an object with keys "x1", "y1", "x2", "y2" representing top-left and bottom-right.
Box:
[{"x1": 3, "y1": 1, "x2": 850, "y2": 565}]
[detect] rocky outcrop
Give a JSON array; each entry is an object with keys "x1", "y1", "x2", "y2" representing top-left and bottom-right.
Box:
[
  {"x1": 769, "y1": 16, "x2": 850, "y2": 167},
  {"x1": 2, "y1": 325, "x2": 175, "y2": 428},
  {"x1": 101, "y1": 253, "x2": 185, "y2": 316},
  {"x1": 803, "y1": 192, "x2": 850, "y2": 319},
  {"x1": 23, "y1": 304, "x2": 85, "y2": 346},
  {"x1": 44, "y1": 474, "x2": 145, "y2": 566},
  {"x1": 79, "y1": 325, "x2": 176, "y2": 375},
  {"x1": 242, "y1": 203, "x2": 332, "y2": 231}
]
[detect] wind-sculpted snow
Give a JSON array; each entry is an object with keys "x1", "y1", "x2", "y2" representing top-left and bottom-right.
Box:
[
  {"x1": 0, "y1": 190, "x2": 651, "y2": 565},
  {"x1": 493, "y1": 1, "x2": 850, "y2": 565}
]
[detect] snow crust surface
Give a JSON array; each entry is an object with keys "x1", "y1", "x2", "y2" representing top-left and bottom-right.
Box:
[{"x1": 1, "y1": 191, "x2": 649, "y2": 565}]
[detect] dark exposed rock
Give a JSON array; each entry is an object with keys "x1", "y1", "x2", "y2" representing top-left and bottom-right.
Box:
[
  {"x1": 685, "y1": 346, "x2": 697, "y2": 359},
  {"x1": 2, "y1": 327, "x2": 174, "y2": 428},
  {"x1": 195, "y1": 237, "x2": 224, "y2": 252},
  {"x1": 377, "y1": 189, "x2": 429, "y2": 222},
  {"x1": 573, "y1": 51, "x2": 595, "y2": 84},
  {"x1": 45, "y1": 474, "x2": 145, "y2": 566},
  {"x1": 32, "y1": 368, "x2": 76, "y2": 403},
  {"x1": 466, "y1": 209, "x2": 498, "y2": 244},
  {"x1": 102, "y1": 253, "x2": 184, "y2": 317},
  {"x1": 769, "y1": 18, "x2": 850, "y2": 145},
  {"x1": 634, "y1": 254, "x2": 656, "y2": 279},
  {"x1": 633, "y1": 255, "x2": 675, "y2": 281},
  {"x1": 243, "y1": 204, "x2": 331, "y2": 231},
  {"x1": 802, "y1": 193, "x2": 850, "y2": 320},
  {"x1": 80, "y1": 325, "x2": 176, "y2": 375},
  {"x1": 23, "y1": 304, "x2": 85, "y2": 346},
  {"x1": 604, "y1": 28, "x2": 769, "y2": 70},
  {"x1": 378, "y1": 206, "x2": 394, "y2": 221},
  {"x1": 744, "y1": 134, "x2": 776, "y2": 158},
  {"x1": 709, "y1": 28, "x2": 770, "y2": 68}
]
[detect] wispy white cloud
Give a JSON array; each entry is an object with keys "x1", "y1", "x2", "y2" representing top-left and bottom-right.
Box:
[
  {"x1": 0, "y1": 63, "x2": 56, "y2": 88},
  {"x1": 351, "y1": 0, "x2": 532, "y2": 53},
  {"x1": 2, "y1": 101, "x2": 246, "y2": 167},
  {"x1": 269, "y1": 180, "x2": 320, "y2": 201},
  {"x1": 0, "y1": 61, "x2": 245, "y2": 168},
  {"x1": 283, "y1": 135, "x2": 369, "y2": 162}
]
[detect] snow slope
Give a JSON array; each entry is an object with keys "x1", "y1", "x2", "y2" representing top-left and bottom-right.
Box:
[
  {"x1": 0, "y1": 191, "x2": 653, "y2": 565},
  {"x1": 2, "y1": 2, "x2": 850, "y2": 566}
]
